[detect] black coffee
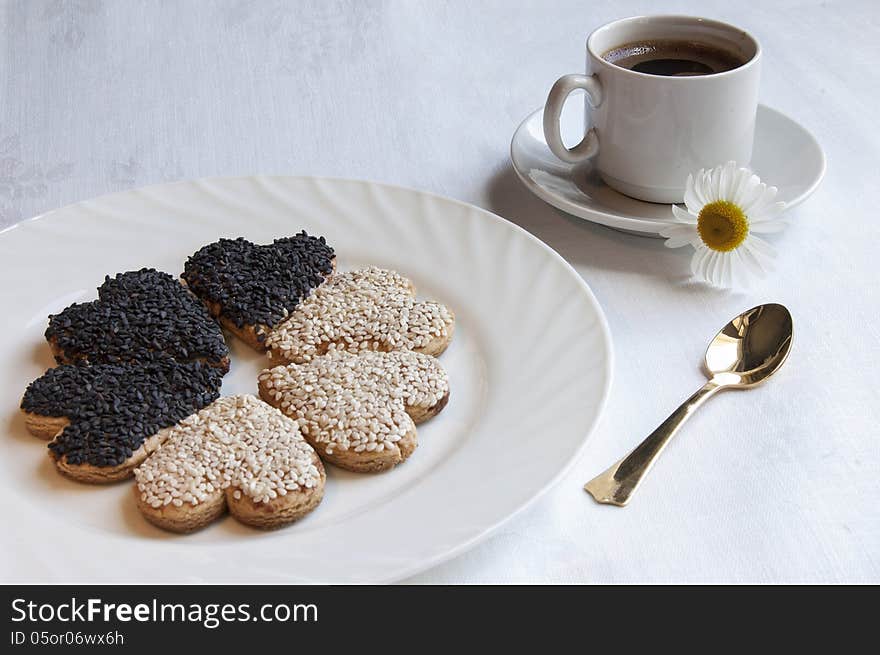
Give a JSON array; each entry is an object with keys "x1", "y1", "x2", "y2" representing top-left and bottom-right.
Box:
[{"x1": 603, "y1": 39, "x2": 745, "y2": 76}]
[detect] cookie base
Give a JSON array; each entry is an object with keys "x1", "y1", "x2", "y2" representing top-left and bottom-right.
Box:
[
  {"x1": 53, "y1": 431, "x2": 168, "y2": 484},
  {"x1": 24, "y1": 409, "x2": 169, "y2": 483},
  {"x1": 214, "y1": 310, "x2": 271, "y2": 352},
  {"x1": 135, "y1": 453, "x2": 326, "y2": 533},
  {"x1": 408, "y1": 389, "x2": 450, "y2": 424},
  {"x1": 22, "y1": 410, "x2": 69, "y2": 440},
  {"x1": 317, "y1": 427, "x2": 418, "y2": 473},
  {"x1": 228, "y1": 457, "x2": 326, "y2": 529}
]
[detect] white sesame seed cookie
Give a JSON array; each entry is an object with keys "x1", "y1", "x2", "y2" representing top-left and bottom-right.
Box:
[
  {"x1": 258, "y1": 350, "x2": 450, "y2": 473},
  {"x1": 134, "y1": 394, "x2": 325, "y2": 533},
  {"x1": 264, "y1": 268, "x2": 455, "y2": 364}
]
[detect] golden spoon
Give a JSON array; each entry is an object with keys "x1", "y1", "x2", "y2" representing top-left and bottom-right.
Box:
[{"x1": 584, "y1": 303, "x2": 793, "y2": 507}]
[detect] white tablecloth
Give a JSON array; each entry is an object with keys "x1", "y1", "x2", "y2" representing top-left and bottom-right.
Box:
[{"x1": 2, "y1": 0, "x2": 877, "y2": 584}]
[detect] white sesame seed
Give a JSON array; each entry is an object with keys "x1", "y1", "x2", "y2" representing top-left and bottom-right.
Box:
[
  {"x1": 258, "y1": 350, "x2": 448, "y2": 453},
  {"x1": 264, "y1": 268, "x2": 453, "y2": 363},
  {"x1": 133, "y1": 395, "x2": 319, "y2": 507}
]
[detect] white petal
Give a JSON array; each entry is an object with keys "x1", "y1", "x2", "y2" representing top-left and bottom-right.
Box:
[
  {"x1": 738, "y1": 240, "x2": 769, "y2": 276},
  {"x1": 720, "y1": 252, "x2": 734, "y2": 288},
  {"x1": 683, "y1": 173, "x2": 703, "y2": 214},
  {"x1": 714, "y1": 251, "x2": 728, "y2": 287},
  {"x1": 730, "y1": 248, "x2": 748, "y2": 287},
  {"x1": 696, "y1": 249, "x2": 716, "y2": 286},
  {"x1": 746, "y1": 234, "x2": 777, "y2": 260},
  {"x1": 695, "y1": 249, "x2": 708, "y2": 281},
  {"x1": 734, "y1": 248, "x2": 761, "y2": 288},
  {"x1": 708, "y1": 166, "x2": 723, "y2": 202},
  {"x1": 718, "y1": 161, "x2": 737, "y2": 200},
  {"x1": 744, "y1": 184, "x2": 779, "y2": 217},
  {"x1": 712, "y1": 166, "x2": 725, "y2": 200},
  {"x1": 740, "y1": 181, "x2": 770, "y2": 213},
  {"x1": 690, "y1": 246, "x2": 709, "y2": 276},
  {"x1": 751, "y1": 202, "x2": 787, "y2": 225},
  {"x1": 700, "y1": 250, "x2": 712, "y2": 281},
  {"x1": 736, "y1": 176, "x2": 765, "y2": 210},
  {"x1": 660, "y1": 225, "x2": 697, "y2": 248},
  {"x1": 728, "y1": 166, "x2": 754, "y2": 206},
  {"x1": 660, "y1": 225, "x2": 695, "y2": 248},
  {"x1": 659, "y1": 223, "x2": 694, "y2": 237},
  {"x1": 671, "y1": 203, "x2": 698, "y2": 224},
  {"x1": 708, "y1": 251, "x2": 724, "y2": 286},
  {"x1": 664, "y1": 236, "x2": 693, "y2": 248},
  {"x1": 750, "y1": 214, "x2": 789, "y2": 233},
  {"x1": 691, "y1": 168, "x2": 711, "y2": 208},
  {"x1": 714, "y1": 252, "x2": 730, "y2": 288}
]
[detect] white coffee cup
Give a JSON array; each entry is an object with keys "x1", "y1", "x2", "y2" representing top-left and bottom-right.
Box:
[{"x1": 543, "y1": 15, "x2": 761, "y2": 203}]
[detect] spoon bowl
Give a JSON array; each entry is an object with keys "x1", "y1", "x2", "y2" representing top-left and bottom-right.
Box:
[
  {"x1": 705, "y1": 303, "x2": 793, "y2": 387},
  {"x1": 585, "y1": 303, "x2": 793, "y2": 506}
]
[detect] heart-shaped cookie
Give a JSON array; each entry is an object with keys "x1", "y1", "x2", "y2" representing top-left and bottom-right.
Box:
[
  {"x1": 258, "y1": 350, "x2": 449, "y2": 472},
  {"x1": 264, "y1": 268, "x2": 455, "y2": 364},
  {"x1": 134, "y1": 394, "x2": 325, "y2": 532},
  {"x1": 46, "y1": 268, "x2": 229, "y2": 369},
  {"x1": 182, "y1": 232, "x2": 335, "y2": 350},
  {"x1": 20, "y1": 358, "x2": 224, "y2": 483}
]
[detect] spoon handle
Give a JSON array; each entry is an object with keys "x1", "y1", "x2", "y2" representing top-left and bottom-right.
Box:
[{"x1": 584, "y1": 380, "x2": 724, "y2": 506}]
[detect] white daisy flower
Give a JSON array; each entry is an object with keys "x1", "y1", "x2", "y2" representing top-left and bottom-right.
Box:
[{"x1": 659, "y1": 161, "x2": 787, "y2": 288}]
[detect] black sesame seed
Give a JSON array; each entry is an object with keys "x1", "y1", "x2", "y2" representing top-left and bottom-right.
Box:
[
  {"x1": 27, "y1": 232, "x2": 335, "y2": 471},
  {"x1": 28, "y1": 264, "x2": 236, "y2": 469},
  {"x1": 45, "y1": 268, "x2": 229, "y2": 368},
  {"x1": 181, "y1": 232, "x2": 334, "y2": 330},
  {"x1": 23, "y1": 358, "x2": 223, "y2": 468}
]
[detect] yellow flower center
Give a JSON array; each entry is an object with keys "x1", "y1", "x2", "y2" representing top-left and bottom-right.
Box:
[{"x1": 697, "y1": 200, "x2": 749, "y2": 252}]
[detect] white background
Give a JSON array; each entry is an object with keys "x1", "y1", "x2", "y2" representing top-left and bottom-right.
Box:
[{"x1": 2, "y1": 0, "x2": 877, "y2": 583}]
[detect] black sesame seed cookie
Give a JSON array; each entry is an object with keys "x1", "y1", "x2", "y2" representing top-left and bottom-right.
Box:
[
  {"x1": 181, "y1": 232, "x2": 335, "y2": 351},
  {"x1": 133, "y1": 395, "x2": 325, "y2": 533},
  {"x1": 20, "y1": 359, "x2": 224, "y2": 483},
  {"x1": 46, "y1": 268, "x2": 230, "y2": 370}
]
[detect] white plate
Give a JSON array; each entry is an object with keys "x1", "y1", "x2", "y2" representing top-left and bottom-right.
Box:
[
  {"x1": 0, "y1": 176, "x2": 612, "y2": 583},
  {"x1": 511, "y1": 104, "x2": 826, "y2": 236}
]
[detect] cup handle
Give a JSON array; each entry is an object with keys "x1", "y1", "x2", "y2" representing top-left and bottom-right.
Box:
[{"x1": 543, "y1": 74, "x2": 603, "y2": 164}]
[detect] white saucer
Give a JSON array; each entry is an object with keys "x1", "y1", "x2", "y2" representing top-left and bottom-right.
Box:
[{"x1": 511, "y1": 103, "x2": 826, "y2": 237}]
